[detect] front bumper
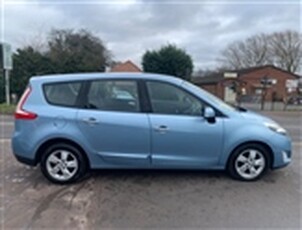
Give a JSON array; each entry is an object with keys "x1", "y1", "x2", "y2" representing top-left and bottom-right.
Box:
[{"x1": 271, "y1": 134, "x2": 292, "y2": 169}]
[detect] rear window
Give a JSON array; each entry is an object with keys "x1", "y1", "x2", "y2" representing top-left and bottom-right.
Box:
[{"x1": 44, "y1": 82, "x2": 81, "y2": 107}]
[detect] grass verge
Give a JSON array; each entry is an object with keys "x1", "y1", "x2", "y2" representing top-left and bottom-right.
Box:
[{"x1": 0, "y1": 103, "x2": 16, "y2": 115}]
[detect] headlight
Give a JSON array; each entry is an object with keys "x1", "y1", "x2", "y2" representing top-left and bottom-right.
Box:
[{"x1": 264, "y1": 122, "x2": 287, "y2": 135}]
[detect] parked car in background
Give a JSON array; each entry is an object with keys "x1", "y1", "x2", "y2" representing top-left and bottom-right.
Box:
[
  {"x1": 12, "y1": 73, "x2": 292, "y2": 184},
  {"x1": 287, "y1": 95, "x2": 302, "y2": 105}
]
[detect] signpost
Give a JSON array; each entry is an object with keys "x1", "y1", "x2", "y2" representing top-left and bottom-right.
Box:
[
  {"x1": 0, "y1": 43, "x2": 13, "y2": 105},
  {"x1": 223, "y1": 72, "x2": 238, "y2": 79}
]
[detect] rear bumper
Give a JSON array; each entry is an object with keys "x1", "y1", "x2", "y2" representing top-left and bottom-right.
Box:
[
  {"x1": 12, "y1": 134, "x2": 37, "y2": 166},
  {"x1": 14, "y1": 154, "x2": 37, "y2": 166}
]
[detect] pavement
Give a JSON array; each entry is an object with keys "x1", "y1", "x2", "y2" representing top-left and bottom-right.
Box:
[{"x1": 0, "y1": 111, "x2": 301, "y2": 229}]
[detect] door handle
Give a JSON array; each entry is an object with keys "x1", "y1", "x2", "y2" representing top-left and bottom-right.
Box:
[
  {"x1": 82, "y1": 117, "x2": 99, "y2": 125},
  {"x1": 154, "y1": 125, "x2": 169, "y2": 132}
]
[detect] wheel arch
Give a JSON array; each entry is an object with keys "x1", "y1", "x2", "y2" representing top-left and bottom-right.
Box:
[
  {"x1": 35, "y1": 137, "x2": 90, "y2": 168},
  {"x1": 226, "y1": 141, "x2": 274, "y2": 169}
]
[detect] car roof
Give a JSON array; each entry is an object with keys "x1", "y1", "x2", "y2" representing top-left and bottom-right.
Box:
[{"x1": 30, "y1": 72, "x2": 183, "y2": 85}]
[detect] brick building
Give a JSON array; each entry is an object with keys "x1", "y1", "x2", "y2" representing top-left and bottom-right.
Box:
[
  {"x1": 193, "y1": 65, "x2": 300, "y2": 103},
  {"x1": 109, "y1": 60, "x2": 141, "y2": 72}
]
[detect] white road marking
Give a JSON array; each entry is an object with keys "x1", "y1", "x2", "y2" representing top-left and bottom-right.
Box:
[
  {"x1": 0, "y1": 139, "x2": 11, "y2": 143},
  {"x1": 0, "y1": 122, "x2": 14, "y2": 126}
]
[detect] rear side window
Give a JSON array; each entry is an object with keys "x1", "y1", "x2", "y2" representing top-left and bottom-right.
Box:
[
  {"x1": 44, "y1": 82, "x2": 82, "y2": 107},
  {"x1": 86, "y1": 80, "x2": 140, "y2": 112}
]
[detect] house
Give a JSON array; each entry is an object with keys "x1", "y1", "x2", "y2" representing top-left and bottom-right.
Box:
[
  {"x1": 192, "y1": 65, "x2": 300, "y2": 103},
  {"x1": 109, "y1": 60, "x2": 141, "y2": 72}
]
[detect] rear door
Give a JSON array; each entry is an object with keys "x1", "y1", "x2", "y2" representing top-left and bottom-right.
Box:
[{"x1": 77, "y1": 79, "x2": 151, "y2": 166}]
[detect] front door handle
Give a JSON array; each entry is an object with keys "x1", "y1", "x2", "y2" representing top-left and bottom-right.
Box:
[
  {"x1": 82, "y1": 117, "x2": 99, "y2": 125},
  {"x1": 154, "y1": 125, "x2": 169, "y2": 133}
]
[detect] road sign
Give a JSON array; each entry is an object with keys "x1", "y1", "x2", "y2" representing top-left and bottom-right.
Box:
[
  {"x1": 0, "y1": 43, "x2": 13, "y2": 70},
  {"x1": 224, "y1": 72, "x2": 238, "y2": 78}
]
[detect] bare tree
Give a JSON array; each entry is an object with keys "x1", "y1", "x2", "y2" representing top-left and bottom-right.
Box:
[
  {"x1": 219, "y1": 34, "x2": 270, "y2": 69},
  {"x1": 218, "y1": 30, "x2": 302, "y2": 73},
  {"x1": 268, "y1": 30, "x2": 302, "y2": 73}
]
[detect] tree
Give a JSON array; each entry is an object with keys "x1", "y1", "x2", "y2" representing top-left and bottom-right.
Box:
[
  {"x1": 218, "y1": 30, "x2": 302, "y2": 73},
  {"x1": 219, "y1": 34, "x2": 270, "y2": 69},
  {"x1": 47, "y1": 29, "x2": 111, "y2": 73},
  {"x1": 268, "y1": 31, "x2": 302, "y2": 73},
  {"x1": 10, "y1": 47, "x2": 54, "y2": 98},
  {"x1": 142, "y1": 44, "x2": 193, "y2": 80},
  {"x1": 6, "y1": 29, "x2": 111, "y2": 100}
]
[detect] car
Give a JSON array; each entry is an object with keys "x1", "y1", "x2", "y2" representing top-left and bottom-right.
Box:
[
  {"x1": 12, "y1": 73, "x2": 292, "y2": 184},
  {"x1": 287, "y1": 95, "x2": 302, "y2": 105}
]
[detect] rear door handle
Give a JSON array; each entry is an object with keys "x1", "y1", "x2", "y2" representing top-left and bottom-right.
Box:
[
  {"x1": 82, "y1": 117, "x2": 99, "y2": 125},
  {"x1": 154, "y1": 125, "x2": 169, "y2": 132}
]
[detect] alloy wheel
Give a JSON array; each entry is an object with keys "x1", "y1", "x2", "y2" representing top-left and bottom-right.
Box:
[
  {"x1": 235, "y1": 149, "x2": 266, "y2": 180},
  {"x1": 46, "y1": 150, "x2": 79, "y2": 181}
]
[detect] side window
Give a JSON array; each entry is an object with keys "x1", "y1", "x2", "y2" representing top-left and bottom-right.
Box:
[
  {"x1": 44, "y1": 82, "x2": 81, "y2": 107},
  {"x1": 87, "y1": 80, "x2": 140, "y2": 112},
  {"x1": 147, "y1": 81, "x2": 204, "y2": 116}
]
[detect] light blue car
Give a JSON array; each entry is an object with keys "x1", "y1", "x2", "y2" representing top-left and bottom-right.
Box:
[{"x1": 12, "y1": 73, "x2": 292, "y2": 184}]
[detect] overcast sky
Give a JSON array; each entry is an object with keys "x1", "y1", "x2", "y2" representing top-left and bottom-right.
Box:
[{"x1": 1, "y1": 0, "x2": 301, "y2": 70}]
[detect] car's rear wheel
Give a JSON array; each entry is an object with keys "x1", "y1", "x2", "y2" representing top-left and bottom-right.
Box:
[
  {"x1": 40, "y1": 143, "x2": 87, "y2": 184},
  {"x1": 228, "y1": 143, "x2": 270, "y2": 181}
]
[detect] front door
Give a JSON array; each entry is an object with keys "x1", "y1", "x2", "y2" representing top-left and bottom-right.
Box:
[
  {"x1": 77, "y1": 79, "x2": 150, "y2": 166},
  {"x1": 146, "y1": 81, "x2": 224, "y2": 168}
]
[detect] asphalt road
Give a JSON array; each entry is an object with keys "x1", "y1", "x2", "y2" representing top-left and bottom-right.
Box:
[{"x1": 0, "y1": 111, "x2": 301, "y2": 229}]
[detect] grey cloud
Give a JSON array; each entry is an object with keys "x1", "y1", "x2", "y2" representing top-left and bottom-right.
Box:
[{"x1": 2, "y1": 0, "x2": 300, "y2": 70}]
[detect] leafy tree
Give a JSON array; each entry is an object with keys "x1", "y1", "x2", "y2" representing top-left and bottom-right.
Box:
[
  {"x1": 10, "y1": 47, "x2": 54, "y2": 97},
  {"x1": 6, "y1": 29, "x2": 111, "y2": 101},
  {"x1": 142, "y1": 44, "x2": 193, "y2": 80},
  {"x1": 47, "y1": 29, "x2": 111, "y2": 73}
]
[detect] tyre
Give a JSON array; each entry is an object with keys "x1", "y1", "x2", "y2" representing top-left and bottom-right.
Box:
[
  {"x1": 40, "y1": 143, "x2": 88, "y2": 184},
  {"x1": 228, "y1": 143, "x2": 270, "y2": 181}
]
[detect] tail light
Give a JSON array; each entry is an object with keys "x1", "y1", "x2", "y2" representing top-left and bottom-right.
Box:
[{"x1": 15, "y1": 86, "x2": 37, "y2": 120}]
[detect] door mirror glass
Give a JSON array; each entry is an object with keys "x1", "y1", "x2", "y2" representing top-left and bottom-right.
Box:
[{"x1": 204, "y1": 107, "x2": 215, "y2": 120}]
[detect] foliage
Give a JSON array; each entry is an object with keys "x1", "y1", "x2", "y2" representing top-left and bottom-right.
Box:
[
  {"x1": 142, "y1": 44, "x2": 193, "y2": 80},
  {"x1": 11, "y1": 47, "x2": 54, "y2": 97},
  {"x1": 47, "y1": 29, "x2": 111, "y2": 73},
  {"x1": 1, "y1": 29, "x2": 111, "y2": 102}
]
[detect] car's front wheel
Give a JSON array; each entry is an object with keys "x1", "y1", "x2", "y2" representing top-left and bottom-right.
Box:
[
  {"x1": 40, "y1": 143, "x2": 87, "y2": 184},
  {"x1": 228, "y1": 143, "x2": 270, "y2": 181}
]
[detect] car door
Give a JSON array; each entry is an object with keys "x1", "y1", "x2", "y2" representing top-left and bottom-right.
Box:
[
  {"x1": 146, "y1": 81, "x2": 224, "y2": 168},
  {"x1": 77, "y1": 79, "x2": 151, "y2": 167}
]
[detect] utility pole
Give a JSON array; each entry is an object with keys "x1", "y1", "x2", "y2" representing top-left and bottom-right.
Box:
[
  {"x1": 4, "y1": 69, "x2": 10, "y2": 104},
  {"x1": 0, "y1": 43, "x2": 13, "y2": 105},
  {"x1": 260, "y1": 76, "x2": 272, "y2": 110}
]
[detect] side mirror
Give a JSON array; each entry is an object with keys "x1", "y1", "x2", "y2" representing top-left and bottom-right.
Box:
[{"x1": 203, "y1": 106, "x2": 216, "y2": 123}]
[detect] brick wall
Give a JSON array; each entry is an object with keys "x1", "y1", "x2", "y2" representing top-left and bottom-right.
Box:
[{"x1": 196, "y1": 66, "x2": 299, "y2": 102}]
